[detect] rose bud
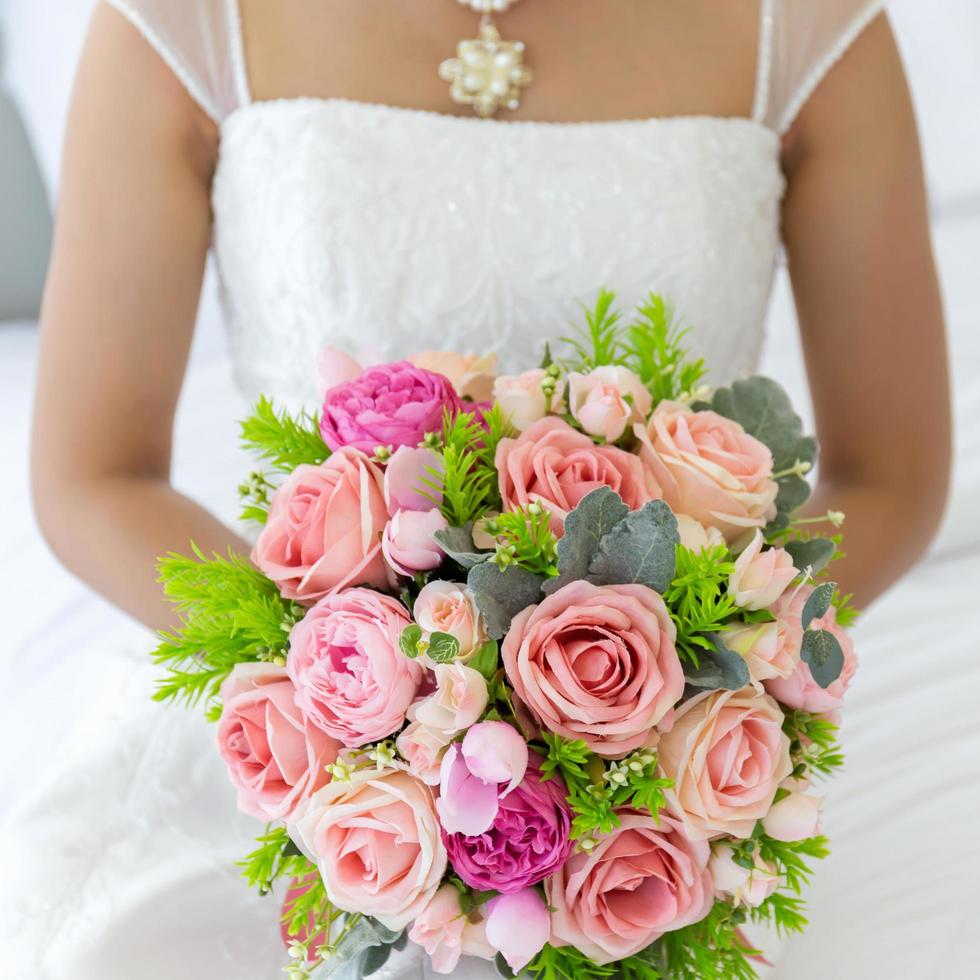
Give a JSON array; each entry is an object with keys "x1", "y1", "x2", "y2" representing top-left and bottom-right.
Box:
[
  {"x1": 709, "y1": 843, "x2": 779, "y2": 908},
  {"x1": 729, "y1": 530, "x2": 797, "y2": 610},
  {"x1": 763, "y1": 791, "x2": 824, "y2": 842},
  {"x1": 415, "y1": 663, "x2": 489, "y2": 735},
  {"x1": 384, "y1": 445, "x2": 443, "y2": 514},
  {"x1": 485, "y1": 888, "x2": 551, "y2": 973},
  {"x1": 462, "y1": 721, "x2": 529, "y2": 796},
  {"x1": 382, "y1": 508, "x2": 448, "y2": 576},
  {"x1": 568, "y1": 365, "x2": 652, "y2": 443}
]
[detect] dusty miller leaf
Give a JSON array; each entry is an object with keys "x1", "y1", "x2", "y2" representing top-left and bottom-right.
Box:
[
  {"x1": 543, "y1": 487, "x2": 630, "y2": 596},
  {"x1": 433, "y1": 524, "x2": 490, "y2": 570},
  {"x1": 683, "y1": 633, "x2": 751, "y2": 691},
  {"x1": 467, "y1": 563, "x2": 544, "y2": 639},
  {"x1": 587, "y1": 500, "x2": 679, "y2": 594}
]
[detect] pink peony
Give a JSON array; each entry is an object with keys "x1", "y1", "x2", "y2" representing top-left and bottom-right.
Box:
[
  {"x1": 384, "y1": 445, "x2": 443, "y2": 513},
  {"x1": 287, "y1": 589, "x2": 421, "y2": 747},
  {"x1": 635, "y1": 402, "x2": 778, "y2": 542},
  {"x1": 290, "y1": 768, "x2": 447, "y2": 931},
  {"x1": 658, "y1": 688, "x2": 793, "y2": 840},
  {"x1": 729, "y1": 530, "x2": 797, "y2": 610},
  {"x1": 485, "y1": 889, "x2": 551, "y2": 973},
  {"x1": 764, "y1": 586, "x2": 858, "y2": 713},
  {"x1": 567, "y1": 366, "x2": 653, "y2": 443},
  {"x1": 547, "y1": 811, "x2": 713, "y2": 964},
  {"x1": 496, "y1": 417, "x2": 659, "y2": 536},
  {"x1": 501, "y1": 581, "x2": 684, "y2": 757},
  {"x1": 216, "y1": 663, "x2": 340, "y2": 821},
  {"x1": 320, "y1": 361, "x2": 462, "y2": 453},
  {"x1": 252, "y1": 449, "x2": 392, "y2": 604},
  {"x1": 382, "y1": 508, "x2": 448, "y2": 577},
  {"x1": 413, "y1": 581, "x2": 488, "y2": 663},
  {"x1": 442, "y1": 759, "x2": 572, "y2": 894},
  {"x1": 408, "y1": 884, "x2": 496, "y2": 975}
]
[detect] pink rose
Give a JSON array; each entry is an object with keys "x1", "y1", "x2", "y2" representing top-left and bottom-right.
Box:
[
  {"x1": 462, "y1": 722, "x2": 528, "y2": 795},
  {"x1": 763, "y1": 791, "x2": 823, "y2": 841},
  {"x1": 485, "y1": 889, "x2": 550, "y2": 973},
  {"x1": 676, "y1": 514, "x2": 726, "y2": 553},
  {"x1": 724, "y1": 620, "x2": 801, "y2": 682},
  {"x1": 217, "y1": 663, "x2": 340, "y2": 821},
  {"x1": 252, "y1": 449, "x2": 392, "y2": 604},
  {"x1": 568, "y1": 366, "x2": 652, "y2": 443},
  {"x1": 320, "y1": 361, "x2": 463, "y2": 453},
  {"x1": 547, "y1": 811, "x2": 713, "y2": 964},
  {"x1": 414, "y1": 663, "x2": 489, "y2": 734},
  {"x1": 502, "y1": 581, "x2": 684, "y2": 757},
  {"x1": 658, "y1": 688, "x2": 793, "y2": 840},
  {"x1": 384, "y1": 445, "x2": 443, "y2": 513},
  {"x1": 496, "y1": 417, "x2": 659, "y2": 537},
  {"x1": 396, "y1": 702, "x2": 454, "y2": 786},
  {"x1": 413, "y1": 581, "x2": 488, "y2": 662},
  {"x1": 410, "y1": 351, "x2": 497, "y2": 403},
  {"x1": 764, "y1": 587, "x2": 858, "y2": 713},
  {"x1": 408, "y1": 884, "x2": 496, "y2": 975},
  {"x1": 290, "y1": 768, "x2": 447, "y2": 931},
  {"x1": 709, "y1": 843, "x2": 779, "y2": 908},
  {"x1": 635, "y1": 402, "x2": 778, "y2": 542},
  {"x1": 729, "y1": 530, "x2": 797, "y2": 610},
  {"x1": 437, "y1": 744, "x2": 502, "y2": 837},
  {"x1": 382, "y1": 508, "x2": 448, "y2": 577},
  {"x1": 287, "y1": 589, "x2": 421, "y2": 747},
  {"x1": 492, "y1": 369, "x2": 565, "y2": 432}
]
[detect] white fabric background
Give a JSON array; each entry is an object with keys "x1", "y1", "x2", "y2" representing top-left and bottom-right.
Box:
[{"x1": 0, "y1": 2, "x2": 978, "y2": 977}]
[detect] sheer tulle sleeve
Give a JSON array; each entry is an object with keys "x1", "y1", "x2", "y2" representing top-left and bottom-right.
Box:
[
  {"x1": 757, "y1": 0, "x2": 888, "y2": 134},
  {"x1": 102, "y1": 0, "x2": 249, "y2": 123}
]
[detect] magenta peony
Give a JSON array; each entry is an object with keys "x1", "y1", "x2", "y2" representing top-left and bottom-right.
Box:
[
  {"x1": 442, "y1": 759, "x2": 572, "y2": 893},
  {"x1": 320, "y1": 362, "x2": 462, "y2": 453}
]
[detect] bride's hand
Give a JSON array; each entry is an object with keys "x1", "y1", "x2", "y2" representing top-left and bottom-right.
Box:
[
  {"x1": 31, "y1": 4, "x2": 246, "y2": 631},
  {"x1": 781, "y1": 13, "x2": 950, "y2": 608}
]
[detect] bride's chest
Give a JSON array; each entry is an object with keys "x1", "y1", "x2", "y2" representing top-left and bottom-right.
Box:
[{"x1": 210, "y1": 100, "x2": 785, "y2": 401}]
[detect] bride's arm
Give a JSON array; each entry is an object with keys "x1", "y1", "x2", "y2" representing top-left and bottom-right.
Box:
[
  {"x1": 780, "y1": 14, "x2": 950, "y2": 609},
  {"x1": 32, "y1": 5, "x2": 246, "y2": 631}
]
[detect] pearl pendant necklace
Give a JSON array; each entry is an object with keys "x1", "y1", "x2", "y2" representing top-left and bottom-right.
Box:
[{"x1": 440, "y1": 1, "x2": 533, "y2": 118}]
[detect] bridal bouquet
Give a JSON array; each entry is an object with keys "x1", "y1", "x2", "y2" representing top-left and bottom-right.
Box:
[{"x1": 155, "y1": 292, "x2": 856, "y2": 979}]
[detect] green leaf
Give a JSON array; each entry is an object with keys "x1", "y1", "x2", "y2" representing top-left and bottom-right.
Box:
[
  {"x1": 801, "y1": 581, "x2": 836, "y2": 629},
  {"x1": 433, "y1": 523, "x2": 490, "y2": 569},
  {"x1": 784, "y1": 538, "x2": 837, "y2": 577},
  {"x1": 587, "y1": 500, "x2": 679, "y2": 594},
  {"x1": 683, "y1": 632, "x2": 750, "y2": 690},
  {"x1": 428, "y1": 631, "x2": 461, "y2": 663},
  {"x1": 468, "y1": 562, "x2": 544, "y2": 639},
  {"x1": 240, "y1": 395, "x2": 329, "y2": 473},
  {"x1": 801, "y1": 629, "x2": 844, "y2": 688},
  {"x1": 543, "y1": 487, "x2": 630, "y2": 596},
  {"x1": 359, "y1": 943, "x2": 393, "y2": 976},
  {"x1": 399, "y1": 624, "x2": 423, "y2": 659},
  {"x1": 469, "y1": 639, "x2": 500, "y2": 681}
]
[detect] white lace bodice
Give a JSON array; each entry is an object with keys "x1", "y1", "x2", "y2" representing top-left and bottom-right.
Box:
[{"x1": 106, "y1": 0, "x2": 886, "y2": 404}]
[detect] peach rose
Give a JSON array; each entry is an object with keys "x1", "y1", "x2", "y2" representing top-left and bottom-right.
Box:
[
  {"x1": 729, "y1": 530, "x2": 797, "y2": 610},
  {"x1": 724, "y1": 620, "x2": 801, "y2": 682},
  {"x1": 635, "y1": 402, "x2": 778, "y2": 542},
  {"x1": 413, "y1": 581, "x2": 488, "y2": 662},
  {"x1": 287, "y1": 588, "x2": 422, "y2": 747},
  {"x1": 658, "y1": 687, "x2": 793, "y2": 840},
  {"x1": 411, "y1": 350, "x2": 497, "y2": 403},
  {"x1": 253, "y1": 448, "x2": 392, "y2": 604},
  {"x1": 547, "y1": 811, "x2": 713, "y2": 964},
  {"x1": 414, "y1": 663, "x2": 489, "y2": 734},
  {"x1": 764, "y1": 587, "x2": 858, "y2": 713},
  {"x1": 709, "y1": 843, "x2": 779, "y2": 908},
  {"x1": 763, "y1": 791, "x2": 823, "y2": 841},
  {"x1": 290, "y1": 768, "x2": 447, "y2": 931},
  {"x1": 216, "y1": 663, "x2": 340, "y2": 821},
  {"x1": 676, "y1": 514, "x2": 726, "y2": 553},
  {"x1": 496, "y1": 417, "x2": 659, "y2": 536},
  {"x1": 567, "y1": 366, "x2": 653, "y2": 443},
  {"x1": 396, "y1": 701, "x2": 454, "y2": 785},
  {"x1": 501, "y1": 581, "x2": 684, "y2": 757},
  {"x1": 492, "y1": 369, "x2": 566, "y2": 432}
]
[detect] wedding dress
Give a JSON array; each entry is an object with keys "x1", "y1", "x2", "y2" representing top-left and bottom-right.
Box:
[{"x1": 0, "y1": 2, "x2": 890, "y2": 978}]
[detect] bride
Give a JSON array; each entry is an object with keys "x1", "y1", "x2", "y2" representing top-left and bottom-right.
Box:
[{"x1": 11, "y1": 1, "x2": 948, "y2": 977}]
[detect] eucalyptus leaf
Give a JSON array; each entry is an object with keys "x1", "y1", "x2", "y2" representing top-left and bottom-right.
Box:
[
  {"x1": 587, "y1": 499, "x2": 679, "y2": 594},
  {"x1": 428, "y1": 631, "x2": 461, "y2": 663},
  {"x1": 801, "y1": 582, "x2": 836, "y2": 630},
  {"x1": 307, "y1": 918, "x2": 402, "y2": 979},
  {"x1": 801, "y1": 629, "x2": 844, "y2": 688},
  {"x1": 543, "y1": 487, "x2": 629, "y2": 596},
  {"x1": 683, "y1": 633, "x2": 750, "y2": 691},
  {"x1": 468, "y1": 639, "x2": 500, "y2": 681},
  {"x1": 399, "y1": 624, "x2": 422, "y2": 659},
  {"x1": 468, "y1": 562, "x2": 545, "y2": 639},
  {"x1": 433, "y1": 524, "x2": 491, "y2": 570},
  {"x1": 358, "y1": 944, "x2": 392, "y2": 977},
  {"x1": 494, "y1": 953, "x2": 519, "y2": 979},
  {"x1": 784, "y1": 538, "x2": 836, "y2": 577}
]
